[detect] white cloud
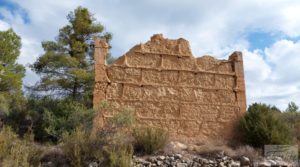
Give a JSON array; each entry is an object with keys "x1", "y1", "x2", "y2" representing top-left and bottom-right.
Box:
[
  {"x1": 1, "y1": 0, "x2": 300, "y2": 109},
  {"x1": 280, "y1": 4, "x2": 300, "y2": 37},
  {"x1": 244, "y1": 40, "x2": 300, "y2": 109},
  {"x1": 0, "y1": 20, "x2": 10, "y2": 30}
]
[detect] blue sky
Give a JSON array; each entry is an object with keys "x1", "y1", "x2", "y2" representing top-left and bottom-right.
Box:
[{"x1": 0, "y1": 0, "x2": 300, "y2": 109}]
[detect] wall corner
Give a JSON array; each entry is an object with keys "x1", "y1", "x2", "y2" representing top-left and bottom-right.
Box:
[{"x1": 230, "y1": 51, "x2": 247, "y2": 114}]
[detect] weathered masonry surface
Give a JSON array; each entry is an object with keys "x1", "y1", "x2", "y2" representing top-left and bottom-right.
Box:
[{"x1": 93, "y1": 34, "x2": 246, "y2": 141}]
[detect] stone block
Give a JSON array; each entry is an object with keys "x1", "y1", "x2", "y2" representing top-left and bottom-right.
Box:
[
  {"x1": 124, "y1": 68, "x2": 141, "y2": 83},
  {"x1": 218, "y1": 106, "x2": 239, "y2": 122},
  {"x1": 126, "y1": 53, "x2": 161, "y2": 68},
  {"x1": 162, "y1": 55, "x2": 180, "y2": 70},
  {"x1": 178, "y1": 120, "x2": 200, "y2": 137},
  {"x1": 196, "y1": 56, "x2": 220, "y2": 71},
  {"x1": 216, "y1": 90, "x2": 236, "y2": 103},
  {"x1": 218, "y1": 62, "x2": 233, "y2": 73},
  {"x1": 194, "y1": 73, "x2": 215, "y2": 88},
  {"x1": 107, "y1": 66, "x2": 125, "y2": 82},
  {"x1": 180, "y1": 104, "x2": 201, "y2": 119},
  {"x1": 201, "y1": 122, "x2": 221, "y2": 136},
  {"x1": 106, "y1": 83, "x2": 123, "y2": 99},
  {"x1": 136, "y1": 102, "x2": 163, "y2": 118},
  {"x1": 179, "y1": 57, "x2": 196, "y2": 70},
  {"x1": 162, "y1": 56, "x2": 196, "y2": 71},
  {"x1": 122, "y1": 85, "x2": 142, "y2": 100},
  {"x1": 215, "y1": 76, "x2": 235, "y2": 89},
  {"x1": 142, "y1": 86, "x2": 179, "y2": 101},
  {"x1": 142, "y1": 69, "x2": 161, "y2": 85},
  {"x1": 167, "y1": 119, "x2": 181, "y2": 133},
  {"x1": 163, "y1": 103, "x2": 180, "y2": 118},
  {"x1": 178, "y1": 71, "x2": 195, "y2": 86},
  {"x1": 142, "y1": 86, "x2": 159, "y2": 101},
  {"x1": 158, "y1": 87, "x2": 179, "y2": 101},
  {"x1": 180, "y1": 88, "x2": 203, "y2": 102},
  {"x1": 160, "y1": 71, "x2": 178, "y2": 85},
  {"x1": 202, "y1": 90, "x2": 236, "y2": 104}
]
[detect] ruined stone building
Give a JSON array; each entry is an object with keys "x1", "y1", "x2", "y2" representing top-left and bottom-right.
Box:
[{"x1": 93, "y1": 34, "x2": 246, "y2": 142}]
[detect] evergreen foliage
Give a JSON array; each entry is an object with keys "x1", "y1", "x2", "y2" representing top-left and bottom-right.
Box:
[
  {"x1": 240, "y1": 103, "x2": 292, "y2": 147},
  {"x1": 0, "y1": 28, "x2": 25, "y2": 106},
  {"x1": 286, "y1": 101, "x2": 299, "y2": 112},
  {"x1": 30, "y1": 6, "x2": 112, "y2": 107}
]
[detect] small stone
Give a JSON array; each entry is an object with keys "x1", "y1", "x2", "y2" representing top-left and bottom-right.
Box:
[
  {"x1": 267, "y1": 160, "x2": 276, "y2": 166},
  {"x1": 201, "y1": 158, "x2": 209, "y2": 164},
  {"x1": 88, "y1": 162, "x2": 98, "y2": 167},
  {"x1": 240, "y1": 156, "x2": 250, "y2": 166},
  {"x1": 208, "y1": 160, "x2": 214, "y2": 164},
  {"x1": 147, "y1": 156, "x2": 157, "y2": 163},
  {"x1": 157, "y1": 160, "x2": 163, "y2": 165},
  {"x1": 222, "y1": 156, "x2": 229, "y2": 161},
  {"x1": 158, "y1": 155, "x2": 165, "y2": 160},
  {"x1": 174, "y1": 154, "x2": 183, "y2": 159},
  {"x1": 258, "y1": 161, "x2": 271, "y2": 167},
  {"x1": 220, "y1": 162, "x2": 228, "y2": 167},
  {"x1": 230, "y1": 160, "x2": 240, "y2": 167},
  {"x1": 273, "y1": 156, "x2": 283, "y2": 161},
  {"x1": 275, "y1": 160, "x2": 289, "y2": 166},
  {"x1": 176, "y1": 162, "x2": 187, "y2": 167}
]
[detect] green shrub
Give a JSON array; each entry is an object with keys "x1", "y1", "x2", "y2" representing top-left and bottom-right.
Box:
[
  {"x1": 0, "y1": 127, "x2": 42, "y2": 167},
  {"x1": 0, "y1": 93, "x2": 9, "y2": 114},
  {"x1": 27, "y1": 97, "x2": 94, "y2": 143},
  {"x1": 240, "y1": 103, "x2": 292, "y2": 147},
  {"x1": 280, "y1": 112, "x2": 300, "y2": 158},
  {"x1": 280, "y1": 112, "x2": 300, "y2": 140},
  {"x1": 133, "y1": 126, "x2": 168, "y2": 154}
]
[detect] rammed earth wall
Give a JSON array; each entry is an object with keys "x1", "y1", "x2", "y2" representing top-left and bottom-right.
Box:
[{"x1": 93, "y1": 34, "x2": 246, "y2": 142}]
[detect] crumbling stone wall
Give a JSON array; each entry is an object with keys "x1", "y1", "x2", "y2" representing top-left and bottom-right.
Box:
[{"x1": 93, "y1": 34, "x2": 246, "y2": 142}]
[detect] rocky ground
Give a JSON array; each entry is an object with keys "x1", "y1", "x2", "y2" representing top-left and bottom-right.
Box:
[
  {"x1": 42, "y1": 150, "x2": 297, "y2": 167},
  {"x1": 132, "y1": 153, "x2": 295, "y2": 167},
  {"x1": 41, "y1": 142, "x2": 298, "y2": 167},
  {"x1": 130, "y1": 141, "x2": 297, "y2": 167}
]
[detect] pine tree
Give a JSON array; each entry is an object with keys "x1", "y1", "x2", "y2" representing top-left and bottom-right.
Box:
[
  {"x1": 0, "y1": 28, "x2": 25, "y2": 102},
  {"x1": 286, "y1": 102, "x2": 299, "y2": 112},
  {"x1": 31, "y1": 6, "x2": 112, "y2": 106}
]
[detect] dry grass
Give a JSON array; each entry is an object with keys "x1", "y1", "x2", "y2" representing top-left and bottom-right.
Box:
[
  {"x1": 0, "y1": 127, "x2": 42, "y2": 167},
  {"x1": 40, "y1": 146, "x2": 70, "y2": 167},
  {"x1": 192, "y1": 139, "x2": 262, "y2": 160},
  {"x1": 133, "y1": 126, "x2": 168, "y2": 154}
]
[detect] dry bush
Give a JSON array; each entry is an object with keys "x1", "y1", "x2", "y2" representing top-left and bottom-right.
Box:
[
  {"x1": 62, "y1": 102, "x2": 135, "y2": 167},
  {"x1": 133, "y1": 126, "x2": 168, "y2": 154},
  {"x1": 298, "y1": 141, "x2": 300, "y2": 159},
  {"x1": 195, "y1": 139, "x2": 235, "y2": 157},
  {"x1": 195, "y1": 139, "x2": 262, "y2": 160},
  {"x1": 102, "y1": 144, "x2": 133, "y2": 167},
  {"x1": 40, "y1": 147, "x2": 70, "y2": 167},
  {"x1": 0, "y1": 127, "x2": 42, "y2": 167},
  {"x1": 61, "y1": 126, "x2": 105, "y2": 167},
  {"x1": 62, "y1": 127, "x2": 133, "y2": 167},
  {"x1": 233, "y1": 145, "x2": 262, "y2": 160}
]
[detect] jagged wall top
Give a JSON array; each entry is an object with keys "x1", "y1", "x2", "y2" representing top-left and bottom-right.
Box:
[
  {"x1": 129, "y1": 34, "x2": 192, "y2": 57},
  {"x1": 109, "y1": 34, "x2": 233, "y2": 73}
]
